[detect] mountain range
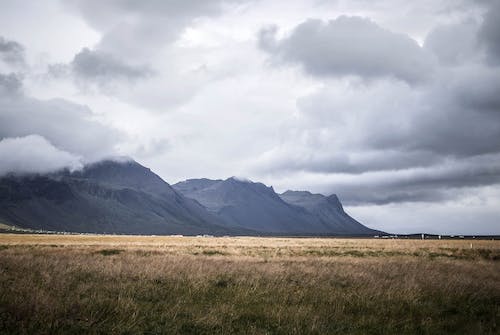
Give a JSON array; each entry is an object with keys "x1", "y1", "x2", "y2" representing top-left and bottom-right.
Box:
[
  {"x1": 173, "y1": 178, "x2": 375, "y2": 235},
  {"x1": 0, "y1": 159, "x2": 380, "y2": 236}
]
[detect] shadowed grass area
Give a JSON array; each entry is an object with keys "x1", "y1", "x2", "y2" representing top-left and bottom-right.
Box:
[
  {"x1": 0, "y1": 234, "x2": 498, "y2": 334},
  {"x1": 95, "y1": 248, "x2": 125, "y2": 256}
]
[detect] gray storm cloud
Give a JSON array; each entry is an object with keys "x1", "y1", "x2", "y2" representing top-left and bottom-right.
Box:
[
  {"x1": 64, "y1": 0, "x2": 246, "y2": 58},
  {"x1": 0, "y1": 35, "x2": 25, "y2": 67},
  {"x1": 424, "y1": 21, "x2": 479, "y2": 66},
  {"x1": 48, "y1": 0, "x2": 240, "y2": 107},
  {"x1": 0, "y1": 73, "x2": 22, "y2": 96},
  {"x1": 71, "y1": 47, "x2": 152, "y2": 82},
  {"x1": 259, "y1": 17, "x2": 435, "y2": 84},
  {"x1": 478, "y1": 1, "x2": 500, "y2": 65},
  {"x1": 328, "y1": 154, "x2": 500, "y2": 205}
]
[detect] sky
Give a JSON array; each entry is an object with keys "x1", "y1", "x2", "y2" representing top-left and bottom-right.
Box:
[{"x1": 0, "y1": 0, "x2": 499, "y2": 234}]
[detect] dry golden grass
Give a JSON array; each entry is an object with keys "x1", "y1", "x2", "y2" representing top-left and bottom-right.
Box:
[{"x1": 0, "y1": 234, "x2": 499, "y2": 334}]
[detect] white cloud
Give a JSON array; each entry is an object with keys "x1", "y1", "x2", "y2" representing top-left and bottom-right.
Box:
[{"x1": 0, "y1": 135, "x2": 82, "y2": 176}]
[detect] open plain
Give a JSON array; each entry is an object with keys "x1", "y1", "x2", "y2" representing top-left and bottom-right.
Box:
[{"x1": 0, "y1": 234, "x2": 499, "y2": 334}]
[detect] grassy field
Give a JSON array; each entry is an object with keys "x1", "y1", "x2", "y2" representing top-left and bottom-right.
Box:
[{"x1": 0, "y1": 234, "x2": 498, "y2": 334}]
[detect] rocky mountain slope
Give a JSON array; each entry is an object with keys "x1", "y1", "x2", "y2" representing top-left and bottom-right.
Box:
[
  {"x1": 173, "y1": 178, "x2": 378, "y2": 235},
  {"x1": 280, "y1": 190, "x2": 375, "y2": 235},
  {"x1": 0, "y1": 159, "x2": 379, "y2": 235},
  {"x1": 0, "y1": 160, "x2": 242, "y2": 235}
]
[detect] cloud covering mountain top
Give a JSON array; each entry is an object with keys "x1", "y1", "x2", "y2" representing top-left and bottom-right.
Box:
[{"x1": 0, "y1": 135, "x2": 82, "y2": 176}]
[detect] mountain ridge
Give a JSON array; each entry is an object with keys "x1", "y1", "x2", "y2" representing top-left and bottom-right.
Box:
[
  {"x1": 173, "y1": 177, "x2": 378, "y2": 235},
  {"x1": 0, "y1": 160, "x2": 247, "y2": 235},
  {"x1": 279, "y1": 190, "x2": 374, "y2": 235},
  {"x1": 0, "y1": 159, "x2": 380, "y2": 236}
]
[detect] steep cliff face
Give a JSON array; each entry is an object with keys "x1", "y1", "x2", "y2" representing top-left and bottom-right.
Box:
[
  {"x1": 280, "y1": 190, "x2": 376, "y2": 235},
  {"x1": 174, "y1": 178, "x2": 378, "y2": 235}
]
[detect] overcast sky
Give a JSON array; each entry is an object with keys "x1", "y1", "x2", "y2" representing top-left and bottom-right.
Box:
[{"x1": 1, "y1": 0, "x2": 499, "y2": 234}]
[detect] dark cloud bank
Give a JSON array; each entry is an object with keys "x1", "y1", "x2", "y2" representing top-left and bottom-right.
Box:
[{"x1": 0, "y1": 36, "x2": 25, "y2": 67}]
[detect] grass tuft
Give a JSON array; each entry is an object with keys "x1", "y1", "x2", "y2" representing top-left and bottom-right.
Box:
[
  {"x1": 202, "y1": 249, "x2": 228, "y2": 256},
  {"x1": 95, "y1": 248, "x2": 124, "y2": 256}
]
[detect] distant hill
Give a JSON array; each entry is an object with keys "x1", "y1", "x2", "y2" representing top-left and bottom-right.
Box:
[{"x1": 173, "y1": 178, "x2": 378, "y2": 235}]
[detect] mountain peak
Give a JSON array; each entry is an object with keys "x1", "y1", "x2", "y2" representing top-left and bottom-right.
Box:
[
  {"x1": 174, "y1": 176, "x2": 328, "y2": 233},
  {"x1": 173, "y1": 178, "x2": 221, "y2": 194},
  {"x1": 327, "y1": 194, "x2": 344, "y2": 212},
  {"x1": 279, "y1": 190, "x2": 375, "y2": 235},
  {"x1": 223, "y1": 177, "x2": 278, "y2": 197},
  {"x1": 71, "y1": 158, "x2": 174, "y2": 196},
  {"x1": 79, "y1": 158, "x2": 148, "y2": 177}
]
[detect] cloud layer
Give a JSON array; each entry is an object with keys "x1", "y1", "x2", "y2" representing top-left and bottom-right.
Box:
[
  {"x1": 0, "y1": 92, "x2": 122, "y2": 162},
  {"x1": 0, "y1": 135, "x2": 82, "y2": 176}
]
